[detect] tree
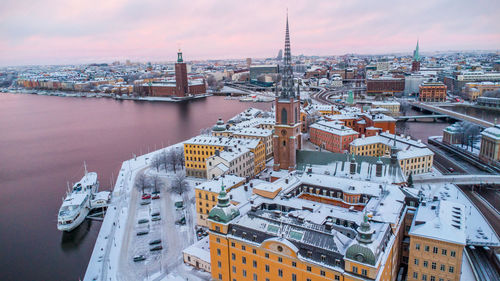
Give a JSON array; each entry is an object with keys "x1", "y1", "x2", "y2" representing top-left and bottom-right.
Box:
[
  {"x1": 407, "y1": 172, "x2": 413, "y2": 187},
  {"x1": 160, "y1": 150, "x2": 168, "y2": 171},
  {"x1": 175, "y1": 149, "x2": 185, "y2": 169},
  {"x1": 135, "y1": 173, "x2": 150, "y2": 194},
  {"x1": 150, "y1": 174, "x2": 165, "y2": 193},
  {"x1": 171, "y1": 173, "x2": 189, "y2": 195},
  {"x1": 166, "y1": 149, "x2": 177, "y2": 173},
  {"x1": 151, "y1": 153, "x2": 162, "y2": 172}
]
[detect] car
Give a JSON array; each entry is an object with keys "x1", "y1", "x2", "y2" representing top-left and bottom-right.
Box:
[
  {"x1": 151, "y1": 216, "x2": 161, "y2": 221},
  {"x1": 151, "y1": 211, "x2": 160, "y2": 217},
  {"x1": 152, "y1": 194, "x2": 160, "y2": 200},
  {"x1": 141, "y1": 193, "x2": 151, "y2": 200},
  {"x1": 150, "y1": 245, "x2": 163, "y2": 251},
  {"x1": 140, "y1": 199, "x2": 151, "y2": 205},
  {"x1": 149, "y1": 239, "x2": 162, "y2": 245},
  {"x1": 152, "y1": 190, "x2": 160, "y2": 195},
  {"x1": 448, "y1": 167, "x2": 455, "y2": 173},
  {"x1": 138, "y1": 218, "x2": 149, "y2": 224},
  {"x1": 133, "y1": 255, "x2": 146, "y2": 262},
  {"x1": 136, "y1": 230, "x2": 149, "y2": 236}
]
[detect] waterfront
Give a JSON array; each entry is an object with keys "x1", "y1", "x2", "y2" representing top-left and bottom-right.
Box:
[{"x1": 0, "y1": 93, "x2": 271, "y2": 281}]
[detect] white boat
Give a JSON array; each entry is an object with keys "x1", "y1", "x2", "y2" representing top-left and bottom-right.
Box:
[{"x1": 57, "y1": 166, "x2": 99, "y2": 232}]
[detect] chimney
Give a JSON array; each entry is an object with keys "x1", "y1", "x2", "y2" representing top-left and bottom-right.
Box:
[
  {"x1": 285, "y1": 178, "x2": 289, "y2": 184},
  {"x1": 325, "y1": 221, "x2": 333, "y2": 230}
]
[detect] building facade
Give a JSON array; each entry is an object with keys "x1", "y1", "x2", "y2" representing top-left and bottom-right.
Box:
[
  {"x1": 479, "y1": 125, "x2": 500, "y2": 163},
  {"x1": 309, "y1": 121, "x2": 358, "y2": 153},
  {"x1": 419, "y1": 82, "x2": 447, "y2": 102}
]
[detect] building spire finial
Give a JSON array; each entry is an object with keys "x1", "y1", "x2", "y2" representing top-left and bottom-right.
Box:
[{"x1": 281, "y1": 10, "x2": 295, "y2": 100}]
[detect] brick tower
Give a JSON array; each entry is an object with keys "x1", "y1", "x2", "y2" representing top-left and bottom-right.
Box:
[
  {"x1": 175, "y1": 50, "x2": 189, "y2": 97},
  {"x1": 411, "y1": 40, "x2": 421, "y2": 72},
  {"x1": 273, "y1": 14, "x2": 302, "y2": 171}
]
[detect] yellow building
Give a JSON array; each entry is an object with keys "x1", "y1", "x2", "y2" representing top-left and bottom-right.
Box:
[
  {"x1": 195, "y1": 175, "x2": 245, "y2": 227},
  {"x1": 184, "y1": 136, "x2": 228, "y2": 178},
  {"x1": 464, "y1": 82, "x2": 500, "y2": 101},
  {"x1": 207, "y1": 173, "x2": 409, "y2": 281},
  {"x1": 407, "y1": 201, "x2": 466, "y2": 281},
  {"x1": 371, "y1": 101, "x2": 400, "y2": 116},
  {"x1": 350, "y1": 133, "x2": 434, "y2": 177}
]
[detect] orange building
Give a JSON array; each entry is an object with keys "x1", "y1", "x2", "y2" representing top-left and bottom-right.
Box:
[{"x1": 419, "y1": 82, "x2": 447, "y2": 102}]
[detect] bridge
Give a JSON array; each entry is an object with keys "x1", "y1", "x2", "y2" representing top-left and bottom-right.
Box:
[
  {"x1": 413, "y1": 174, "x2": 500, "y2": 185},
  {"x1": 397, "y1": 114, "x2": 448, "y2": 122},
  {"x1": 410, "y1": 102, "x2": 494, "y2": 128}
]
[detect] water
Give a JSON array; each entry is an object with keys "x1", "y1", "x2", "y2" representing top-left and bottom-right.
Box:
[{"x1": 0, "y1": 93, "x2": 271, "y2": 281}]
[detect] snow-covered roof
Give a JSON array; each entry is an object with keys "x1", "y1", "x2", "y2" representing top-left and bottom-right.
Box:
[
  {"x1": 310, "y1": 121, "x2": 358, "y2": 136},
  {"x1": 182, "y1": 236, "x2": 211, "y2": 263},
  {"x1": 195, "y1": 175, "x2": 245, "y2": 192},
  {"x1": 409, "y1": 200, "x2": 467, "y2": 245},
  {"x1": 481, "y1": 125, "x2": 500, "y2": 140}
]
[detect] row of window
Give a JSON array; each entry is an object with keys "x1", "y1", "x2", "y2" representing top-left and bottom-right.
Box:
[
  {"x1": 414, "y1": 244, "x2": 456, "y2": 257},
  {"x1": 412, "y1": 272, "x2": 452, "y2": 281},
  {"x1": 413, "y1": 259, "x2": 455, "y2": 272}
]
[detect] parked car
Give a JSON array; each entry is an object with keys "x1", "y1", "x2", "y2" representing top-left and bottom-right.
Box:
[
  {"x1": 151, "y1": 216, "x2": 161, "y2": 221},
  {"x1": 149, "y1": 239, "x2": 162, "y2": 245},
  {"x1": 141, "y1": 193, "x2": 151, "y2": 200},
  {"x1": 138, "y1": 218, "x2": 149, "y2": 224},
  {"x1": 136, "y1": 229, "x2": 149, "y2": 236},
  {"x1": 152, "y1": 194, "x2": 160, "y2": 200},
  {"x1": 140, "y1": 199, "x2": 151, "y2": 205},
  {"x1": 448, "y1": 167, "x2": 455, "y2": 173},
  {"x1": 150, "y1": 245, "x2": 163, "y2": 251},
  {"x1": 133, "y1": 255, "x2": 146, "y2": 262}
]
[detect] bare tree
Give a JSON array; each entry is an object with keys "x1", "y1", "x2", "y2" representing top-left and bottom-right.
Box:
[
  {"x1": 151, "y1": 153, "x2": 162, "y2": 172},
  {"x1": 175, "y1": 149, "x2": 185, "y2": 169},
  {"x1": 135, "y1": 173, "x2": 150, "y2": 194},
  {"x1": 160, "y1": 150, "x2": 168, "y2": 171},
  {"x1": 171, "y1": 173, "x2": 189, "y2": 195},
  {"x1": 166, "y1": 149, "x2": 177, "y2": 173},
  {"x1": 150, "y1": 174, "x2": 165, "y2": 193},
  {"x1": 206, "y1": 74, "x2": 217, "y2": 88}
]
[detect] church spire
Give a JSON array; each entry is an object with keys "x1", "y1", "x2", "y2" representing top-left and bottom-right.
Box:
[
  {"x1": 281, "y1": 11, "x2": 295, "y2": 100},
  {"x1": 413, "y1": 40, "x2": 420, "y2": 62}
]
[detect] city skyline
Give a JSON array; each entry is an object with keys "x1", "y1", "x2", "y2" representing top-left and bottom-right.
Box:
[{"x1": 1, "y1": 0, "x2": 500, "y2": 66}]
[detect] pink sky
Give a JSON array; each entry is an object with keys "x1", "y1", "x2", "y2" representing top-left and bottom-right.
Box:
[{"x1": 1, "y1": 0, "x2": 499, "y2": 66}]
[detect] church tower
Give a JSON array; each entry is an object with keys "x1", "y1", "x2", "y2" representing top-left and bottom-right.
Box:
[
  {"x1": 273, "y1": 14, "x2": 302, "y2": 171},
  {"x1": 411, "y1": 40, "x2": 421, "y2": 72}
]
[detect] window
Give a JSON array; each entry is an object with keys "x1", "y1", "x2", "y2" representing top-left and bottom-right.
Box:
[
  {"x1": 217, "y1": 261, "x2": 221, "y2": 268},
  {"x1": 253, "y1": 273, "x2": 257, "y2": 281},
  {"x1": 218, "y1": 274, "x2": 222, "y2": 280},
  {"x1": 440, "y1": 264, "x2": 445, "y2": 271},
  {"x1": 335, "y1": 276, "x2": 340, "y2": 281},
  {"x1": 422, "y1": 274, "x2": 427, "y2": 281},
  {"x1": 449, "y1": 266, "x2": 454, "y2": 273},
  {"x1": 281, "y1": 108, "x2": 288, "y2": 125},
  {"x1": 353, "y1": 266, "x2": 358, "y2": 273},
  {"x1": 242, "y1": 257, "x2": 246, "y2": 264},
  {"x1": 414, "y1": 258, "x2": 419, "y2": 265},
  {"x1": 242, "y1": 269, "x2": 247, "y2": 277},
  {"x1": 292, "y1": 273, "x2": 297, "y2": 281},
  {"x1": 232, "y1": 266, "x2": 236, "y2": 273},
  {"x1": 291, "y1": 261, "x2": 296, "y2": 267},
  {"x1": 265, "y1": 253, "x2": 269, "y2": 258},
  {"x1": 430, "y1": 276, "x2": 435, "y2": 281},
  {"x1": 278, "y1": 257, "x2": 282, "y2": 263},
  {"x1": 321, "y1": 270, "x2": 326, "y2": 276},
  {"x1": 242, "y1": 245, "x2": 246, "y2": 251},
  {"x1": 307, "y1": 266, "x2": 311, "y2": 272},
  {"x1": 433, "y1": 247, "x2": 438, "y2": 254},
  {"x1": 361, "y1": 269, "x2": 367, "y2": 276},
  {"x1": 432, "y1": 262, "x2": 436, "y2": 270},
  {"x1": 265, "y1": 265, "x2": 269, "y2": 272},
  {"x1": 217, "y1": 249, "x2": 221, "y2": 256},
  {"x1": 413, "y1": 272, "x2": 418, "y2": 279},
  {"x1": 423, "y1": 261, "x2": 428, "y2": 268},
  {"x1": 450, "y1": 251, "x2": 456, "y2": 257},
  {"x1": 278, "y1": 269, "x2": 283, "y2": 277},
  {"x1": 425, "y1": 245, "x2": 430, "y2": 252},
  {"x1": 252, "y1": 249, "x2": 257, "y2": 254},
  {"x1": 216, "y1": 238, "x2": 220, "y2": 243},
  {"x1": 253, "y1": 260, "x2": 257, "y2": 268},
  {"x1": 231, "y1": 253, "x2": 235, "y2": 260}
]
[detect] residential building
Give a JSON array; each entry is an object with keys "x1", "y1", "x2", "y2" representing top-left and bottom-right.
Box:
[
  {"x1": 309, "y1": 121, "x2": 358, "y2": 153},
  {"x1": 407, "y1": 200, "x2": 466, "y2": 281},
  {"x1": 479, "y1": 125, "x2": 500, "y2": 163},
  {"x1": 183, "y1": 236, "x2": 211, "y2": 272},
  {"x1": 371, "y1": 101, "x2": 400, "y2": 116},
  {"x1": 419, "y1": 82, "x2": 447, "y2": 102},
  {"x1": 206, "y1": 148, "x2": 254, "y2": 179},
  {"x1": 464, "y1": 82, "x2": 500, "y2": 101}
]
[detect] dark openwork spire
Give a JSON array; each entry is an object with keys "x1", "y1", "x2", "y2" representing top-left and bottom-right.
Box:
[{"x1": 280, "y1": 12, "x2": 295, "y2": 100}]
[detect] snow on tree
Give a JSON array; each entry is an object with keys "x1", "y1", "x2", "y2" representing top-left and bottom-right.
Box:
[
  {"x1": 171, "y1": 173, "x2": 189, "y2": 195},
  {"x1": 135, "y1": 173, "x2": 150, "y2": 194}
]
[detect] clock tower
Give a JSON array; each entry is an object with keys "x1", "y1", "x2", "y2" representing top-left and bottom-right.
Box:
[{"x1": 273, "y1": 14, "x2": 301, "y2": 171}]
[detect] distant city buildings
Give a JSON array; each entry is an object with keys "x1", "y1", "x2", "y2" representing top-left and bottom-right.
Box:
[{"x1": 419, "y1": 81, "x2": 447, "y2": 102}]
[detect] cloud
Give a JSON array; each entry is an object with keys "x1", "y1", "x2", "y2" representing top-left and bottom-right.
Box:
[{"x1": 0, "y1": 0, "x2": 499, "y2": 66}]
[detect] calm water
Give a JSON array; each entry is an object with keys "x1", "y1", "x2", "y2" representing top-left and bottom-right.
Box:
[{"x1": 0, "y1": 93, "x2": 271, "y2": 281}]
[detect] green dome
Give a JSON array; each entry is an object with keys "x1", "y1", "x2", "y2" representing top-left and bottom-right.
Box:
[
  {"x1": 208, "y1": 182, "x2": 240, "y2": 223},
  {"x1": 345, "y1": 244, "x2": 376, "y2": 265},
  {"x1": 212, "y1": 118, "x2": 227, "y2": 132}
]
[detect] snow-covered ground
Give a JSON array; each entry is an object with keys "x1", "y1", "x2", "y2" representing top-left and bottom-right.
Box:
[{"x1": 84, "y1": 143, "x2": 212, "y2": 281}]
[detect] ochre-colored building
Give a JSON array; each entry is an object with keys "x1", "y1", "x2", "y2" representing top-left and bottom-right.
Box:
[{"x1": 419, "y1": 82, "x2": 447, "y2": 102}]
